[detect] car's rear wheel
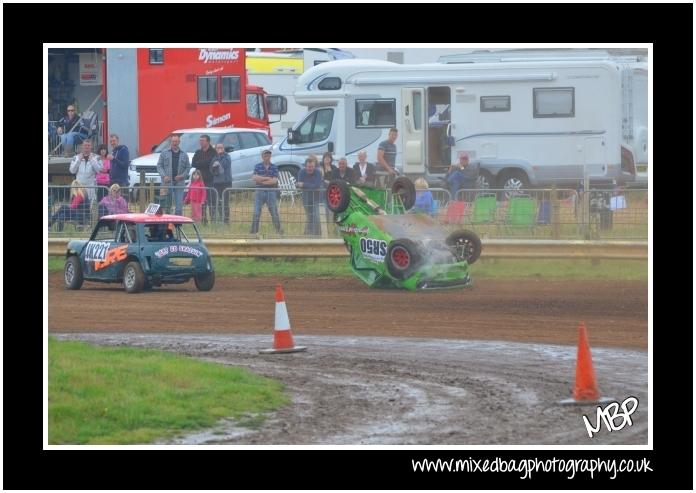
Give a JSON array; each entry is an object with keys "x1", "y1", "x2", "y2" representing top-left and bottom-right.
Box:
[
  {"x1": 391, "y1": 177, "x2": 416, "y2": 210},
  {"x1": 64, "y1": 256, "x2": 84, "y2": 290},
  {"x1": 326, "y1": 180, "x2": 351, "y2": 213},
  {"x1": 194, "y1": 271, "x2": 215, "y2": 291},
  {"x1": 446, "y1": 229, "x2": 482, "y2": 264},
  {"x1": 123, "y1": 261, "x2": 145, "y2": 293},
  {"x1": 386, "y1": 238, "x2": 421, "y2": 279}
]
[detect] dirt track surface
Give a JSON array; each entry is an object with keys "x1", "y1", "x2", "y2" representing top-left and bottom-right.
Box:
[
  {"x1": 49, "y1": 275, "x2": 647, "y2": 349},
  {"x1": 48, "y1": 274, "x2": 648, "y2": 445}
]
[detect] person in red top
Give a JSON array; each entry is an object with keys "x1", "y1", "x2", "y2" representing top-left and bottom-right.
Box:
[{"x1": 184, "y1": 170, "x2": 207, "y2": 222}]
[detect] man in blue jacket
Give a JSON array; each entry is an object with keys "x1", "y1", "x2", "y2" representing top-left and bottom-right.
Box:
[{"x1": 108, "y1": 134, "x2": 131, "y2": 192}]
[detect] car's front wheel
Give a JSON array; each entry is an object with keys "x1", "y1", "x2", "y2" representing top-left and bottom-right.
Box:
[
  {"x1": 386, "y1": 238, "x2": 422, "y2": 280},
  {"x1": 194, "y1": 271, "x2": 215, "y2": 291},
  {"x1": 326, "y1": 180, "x2": 351, "y2": 213},
  {"x1": 123, "y1": 261, "x2": 145, "y2": 293},
  {"x1": 64, "y1": 256, "x2": 84, "y2": 290}
]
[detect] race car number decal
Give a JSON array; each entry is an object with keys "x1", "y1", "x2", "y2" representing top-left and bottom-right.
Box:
[
  {"x1": 93, "y1": 245, "x2": 128, "y2": 271},
  {"x1": 84, "y1": 241, "x2": 113, "y2": 261},
  {"x1": 359, "y1": 238, "x2": 387, "y2": 262}
]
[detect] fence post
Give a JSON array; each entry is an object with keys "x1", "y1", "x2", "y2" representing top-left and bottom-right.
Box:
[
  {"x1": 551, "y1": 186, "x2": 560, "y2": 240},
  {"x1": 139, "y1": 171, "x2": 147, "y2": 212}
]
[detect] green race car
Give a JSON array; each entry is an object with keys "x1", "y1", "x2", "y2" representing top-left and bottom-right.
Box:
[{"x1": 326, "y1": 177, "x2": 482, "y2": 290}]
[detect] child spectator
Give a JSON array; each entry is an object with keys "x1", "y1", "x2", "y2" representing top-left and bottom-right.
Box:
[
  {"x1": 98, "y1": 184, "x2": 129, "y2": 218},
  {"x1": 49, "y1": 180, "x2": 90, "y2": 231},
  {"x1": 413, "y1": 177, "x2": 434, "y2": 213},
  {"x1": 184, "y1": 170, "x2": 207, "y2": 221}
]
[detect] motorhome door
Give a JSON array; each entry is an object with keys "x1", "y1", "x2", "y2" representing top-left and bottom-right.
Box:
[{"x1": 401, "y1": 88, "x2": 425, "y2": 174}]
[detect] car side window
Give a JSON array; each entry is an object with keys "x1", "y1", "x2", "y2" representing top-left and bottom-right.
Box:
[
  {"x1": 223, "y1": 133, "x2": 241, "y2": 151},
  {"x1": 252, "y1": 132, "x2": 272, "y2": 147},
  {"x1": 91, "y1": 220, "x2": 117, "y2": 241},
  {"x1": 238, "y1": 132, "x2": 258, "y2": 150}
]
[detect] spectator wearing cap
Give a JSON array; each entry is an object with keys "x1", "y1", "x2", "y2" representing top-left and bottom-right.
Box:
[{"x1": 250, "y1": 149, "x2": 283, "y2": 234}]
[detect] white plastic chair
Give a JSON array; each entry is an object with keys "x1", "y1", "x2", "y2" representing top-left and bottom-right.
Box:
[{"x1": 277, "y1": 170, "x2": 301, "y2": 207}]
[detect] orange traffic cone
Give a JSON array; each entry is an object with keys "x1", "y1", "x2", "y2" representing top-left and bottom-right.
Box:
[
  {"x1": 560, "y1": 322, "x2": 614, "y2": 405},
  {"x1": 259, "y1": 284, "x2": 307, "y2": 354}
]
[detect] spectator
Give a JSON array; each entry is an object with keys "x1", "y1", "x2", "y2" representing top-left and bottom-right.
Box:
[
  {"x1": 95, "y1": 144, "x2": 111, "y2": 201},
  {"x1": 108, "y1": 134, "x2": 131, "y2": 191},
  {"x1": 319, "y1": 151, "x2": 337, "y2": 186},
  {"x1": 98, "y1": 184, "x2": 129, "y2": 218},
  {"x1": 184, "y1": 170, "x2": 207, "y2": 222},
  {"x1": 329, "y1": 157, "x2": 355, "y2": 184},
  {"x1": 376, "y1": 127, "x2": 399, "y2": 183},
  {"x1": 49, "y1": 180, "x2": 90, "y2": 232},
  {"x1": 297, "y1": 156, "x2": 323, "y2": 236},
  {"x1": 212, "y1": 142, "x2": 232, "y2": 223},
  {"x1": 56, "y1": 105, "x2": 81, "y2": 157},
  {"x1": 353, "y1": 150, "x2": 377, "y2": 186},
  {"x1": 156, "y1": 134, "x2": 191, "y2": 216},
  {"x1": 413, "y1": 177, "x2": 434, "y2": 213},
  {"x1": 69, "y1": 139, "x2": 102, "y2": 204},
  {"x1": 445, "y1": 153, "x2": 479, "y2": 201},
  {"x1": 250, "y1": 149, "x2": 282, "y2": 235},
  {"x1": 191, "y1": 134, "x2": 217, "y2": 225}
]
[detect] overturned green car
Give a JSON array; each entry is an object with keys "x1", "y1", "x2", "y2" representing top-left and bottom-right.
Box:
[{"x1": 326, "y1": 177, "x2": 482, "y2": 290}]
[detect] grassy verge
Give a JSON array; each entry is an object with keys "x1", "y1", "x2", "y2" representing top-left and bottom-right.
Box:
[
  {"x1": 47, "y1": 256, "x2": 647, "y2": 281},
  {"x1": 48, "y1": 337, "x2": 288, "y2": 444}
]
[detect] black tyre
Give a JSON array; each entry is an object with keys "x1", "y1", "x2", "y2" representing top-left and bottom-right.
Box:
[
  {"x1": 391, "y1": 177, "x2": 416, "y2": 210},
  {"x1": 123, "y1": 261, "x2": 145, "y2": 293},
  {"x1": 446, "y1": 229, "x2": 482, "y2": 264},
  {"x1": 326, "y1": 180, "x2": 351, "y2": 213},
  {"x1": 386, "y1": 238, "x2": 422, "y2": 280},
  {"x1": 64, "y1": 256, "x2": 84, "y2": 290},
  {"x1": 194, "y1": 271, "x2": 215, "y2": 291}
]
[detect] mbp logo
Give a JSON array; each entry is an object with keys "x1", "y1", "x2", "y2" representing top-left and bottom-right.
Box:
[
  {"x1": 360, "y1": 238, "x2": 387, "y2": 262},
  {"x1": 582, "y1": 396, "x2": 639, "y2": 438}
]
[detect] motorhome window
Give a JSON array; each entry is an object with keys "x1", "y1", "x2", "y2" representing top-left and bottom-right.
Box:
[
  {"x1": 198, "y1": 77, "x2": 218, "y2": 103},
  {"x1": 480, "y1": 95, "x2": 511, "y2": 112},
  {"x1": 221, "y1": 76, "x2": 241, "y2": 102},
  {"x1": 318, "y1": 77, "x2": 342, "y2": 90},
  {"x1": 149, "y1": 49, "x2": 164, "y2": 65},
  {"x1": 246, "y1": 93, "x2": 265, "y2": 119},
  {"x1": 533, "y1": 87, "x2": 575, "y2": 118},
  {"x1": 295, "y1": 109, "x2": 334, "y2": 143},
  {"x1": 413, "y1": 92, "x2": 423, "y2": 131},
  {"x1": 355, "y1": 99, "x2": 396, "y2": 128}
]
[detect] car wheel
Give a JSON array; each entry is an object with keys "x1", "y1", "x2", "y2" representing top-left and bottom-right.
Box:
[
  {"x1": 123, "y1": 261, "x2": 145, "y2": 293},
  {"x1": 194, "y1": 271, "x2": 215, "y2": 291},
  {"x1": 386, "y1": 238, "x2": 422, "y2": 280},
  {"x1": 391, "y1": 177, "x2": 416, "y2": 210},
  {"x1": 326, "y1": 180, "x2": 351, "y2": 213},
  {"x1": 446, "y1": 229, "x2": 482, "y2": 264},
  {"x1": 64, "y1": 256, "x2": 84, "y2": 290},
  {"x1": 477, "y1": 170, "x2": 494, "y2": 191},
  {"x1": 497, "y1": 171, "x2": 529, "y2": 199}
]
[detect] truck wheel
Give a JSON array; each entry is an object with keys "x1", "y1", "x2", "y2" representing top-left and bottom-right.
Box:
[
  {"x1": 64, "y1": 256, "x2": 84, "y2": 290},
  {"x1": 326, "y1": 180, "x2": 351, "y2": 212},
  {"x1": 391, "y1": 177, "x2": 416, "y2": 210},
  {"x1": 446, "y1": 230, "x2": 482, "y2": 264},
  {"x1": 123, "y1": 261, "x2": 145, "y2": 293},
  {"x1": 386, "y1": 238, "x2": 421, "y2": 279},
  {"x1": 477, "y1": 170, "x2": 494, "y2": 190},
  {"x1": 497, "y1": 171, "x2": 529, "y2": 199},
  {"x1": 194, "y1": 271, "x2": 215, "y2": 291}
]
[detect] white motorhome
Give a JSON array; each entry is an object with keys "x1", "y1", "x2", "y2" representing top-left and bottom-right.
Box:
[
  {"x1": 439, "y1": 50, "x2": 648, "y2": 183},
  {"x1": 271, "y1": 58, "x2": 636, "y2": 191}
]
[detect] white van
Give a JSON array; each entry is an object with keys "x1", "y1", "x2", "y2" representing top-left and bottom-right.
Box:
[
  {"x1": 128, "y1": 127, "x2": 272, "y2": 189},
  {"x1": 270, "y1": 58, "x2": 635, "y2": 191}
]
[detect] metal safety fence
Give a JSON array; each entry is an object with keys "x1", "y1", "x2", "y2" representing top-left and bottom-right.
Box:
[{"x1": 47, "y1": 184, "x2": 648, "y2": 241}]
